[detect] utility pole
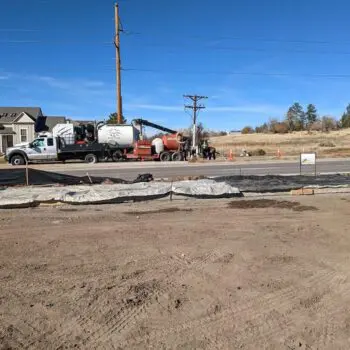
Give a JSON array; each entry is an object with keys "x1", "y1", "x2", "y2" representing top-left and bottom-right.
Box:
[
  {"x1": 184, "y1": 95, "x2": 208, "y2": 154},
  {"x1": 114, "y1": 3, "x2": 123, "y2": 124}
]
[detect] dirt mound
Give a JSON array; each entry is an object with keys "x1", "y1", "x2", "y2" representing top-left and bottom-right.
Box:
[
  {"x1": 228, "y1": 199, "x2": 318, "y2": 211},
  {"x1": 124, "y1": 208, "x2": 193, "y2": 216}
]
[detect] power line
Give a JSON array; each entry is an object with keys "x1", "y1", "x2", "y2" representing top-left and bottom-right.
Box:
[
  {"x1": 0, "y1": 40, "x2": 112, "y2": 45},
  {"x1": 0, "y1": 29, "x2": 38, "y2": 32},
  {"x1": 4, "y1": 39, "x2": 350, "y2": 57},
  {"x1": 122, "y1": 68, "x2": 350, "y2": 79},
  {"x1": 115, "y1": 31, "x2": 350, "y2": 46},
  {"x1": 1, "y1": 25, "x2": 349, "y2": 46}
]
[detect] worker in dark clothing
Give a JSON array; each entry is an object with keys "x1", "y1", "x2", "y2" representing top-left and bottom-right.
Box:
[
  {"x1": 210, "y1": 147, "x2": 217, "y2": 160},
  {"x1": 183, "y1": 139, "x2": 189, "y2": 161}
]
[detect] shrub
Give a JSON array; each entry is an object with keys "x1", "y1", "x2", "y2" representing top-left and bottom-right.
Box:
[
  {"x1": 309, "y1": 121, "x2": 323, "y2": 131},
  {"x1": 322, "y1": 116, "x2": 338, "y2": 132},
  {"x1": 241, "y1": 126, "x2": 254, "y2": 134},
  {"x1": 319, "y1": 141, "x2": 336, "y2": 147},
  {"x1": 255, "y1": 123, "x2": 269, "y2": 133},
  {"x1": 273, "y1": 122, "x2": 289, "y2": 134},
  {"x1": 251, "y1": 148, "x2": 267, "y2": 156},
  {"x1": 268, "y1": 119, "x2": 289, "y2": 134}
]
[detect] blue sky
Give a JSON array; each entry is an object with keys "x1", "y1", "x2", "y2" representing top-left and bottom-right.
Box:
[{"x1": 1, "y1": 0, "x2": 350, "y2": 131}]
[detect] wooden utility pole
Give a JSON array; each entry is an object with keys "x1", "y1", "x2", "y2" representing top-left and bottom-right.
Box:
[
  {"x1": 184, "y1": 95, "x2": 208, "y2": 154},
  {"x1": 114, "y1": 3, "x2": 123, "y2": 124}
]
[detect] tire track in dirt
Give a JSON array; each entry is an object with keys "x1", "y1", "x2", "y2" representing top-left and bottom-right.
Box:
[
  {"x1": 307, "y1": 278, "x2": 350, "y2": 349},
  {"x1": 81, "y1": 281, "x2": 173, "y2": 348},
  {"x1": 42, "y1": 255, "x2": 182, "y2": 349},
  {"x1": 79, "y1": 249, "x2": 227, "y2": 349},
  {"x1": 28, "y1": 254, "x2": 171, "y2": 349},
  {"x1": 122, "y1": 267, "x2": 347, "y2": 348}
]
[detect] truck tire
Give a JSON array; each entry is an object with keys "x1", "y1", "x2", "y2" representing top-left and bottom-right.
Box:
[
  {"x1": 172, "y1": 152, "x2": 183, "y2": 161},
  {"x1": 160, "y1": 152, "x2": 171, "y2": 162},
  {"x1": 11, "y1": 155, "x2": 25, "y2": 166},
  {"x1": 85, "y1": 153, "x2": 98, "y2": 164},
  {"x1": 112, "y1": 150, "x2": 123, "y2": 162}
]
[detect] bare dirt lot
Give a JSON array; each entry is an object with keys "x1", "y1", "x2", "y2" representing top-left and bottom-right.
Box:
[{"x1": 1, "y1": 196, "x2": 350, "y2": 349}]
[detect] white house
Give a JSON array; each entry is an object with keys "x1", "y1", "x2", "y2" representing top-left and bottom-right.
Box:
[{"x1": 0, "y1": 107, "x2": 66, "y2": 154}]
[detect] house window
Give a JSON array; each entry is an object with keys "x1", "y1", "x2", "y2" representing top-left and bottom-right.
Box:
[{"x1": 20, "y1": 129, "x2": 28, "y2": 143}]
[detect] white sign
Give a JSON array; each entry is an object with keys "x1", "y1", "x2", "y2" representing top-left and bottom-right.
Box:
[{"x1": 300, "y1": 153, "x2": 316, "y2": 165}]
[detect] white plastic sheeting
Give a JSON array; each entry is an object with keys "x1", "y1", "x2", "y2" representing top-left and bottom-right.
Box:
[
  {"x1": 172, "y1": 180, "x2": 241, "y2": 198},
  {"x1": 0, "y1": 180, "x2": 241, "y2": 208}
]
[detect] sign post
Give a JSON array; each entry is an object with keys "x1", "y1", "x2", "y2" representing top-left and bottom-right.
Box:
[{"x1": 300, "y1": 153, "x2": 317, "y2": 176}]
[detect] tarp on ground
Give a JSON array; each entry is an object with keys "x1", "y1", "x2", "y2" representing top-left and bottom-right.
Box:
[
  {"x1": 0, "y1": 168, "x2": 153, "y2": 187},
  {"x1": 213, "y1": 174, "x2": 350, "y2": 193},
  {"x1": 172, "y1": 179, "x2": 242, "y2": 198},
  {"x1": 0, "y1": 180, "x2": 241, "y2": 208}
]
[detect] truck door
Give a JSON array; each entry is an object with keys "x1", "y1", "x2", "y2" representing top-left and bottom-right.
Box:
[
  {"x1": 45, "y1": 137, "x2": 58, "y2": 160},
  {"x1": 28, "y1": 138, "x2": 47, "y2": 160}
]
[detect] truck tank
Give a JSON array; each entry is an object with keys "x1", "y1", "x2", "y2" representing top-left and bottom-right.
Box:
[
  {"x1": 162, "y1": 133, "x2": 183, "y2": 151},
  {"x1": 97, "y1": 124, "x2": 140, "y2": 147},
  {"x1": 151, "y1": 138, "x2": 164, "y2": 154}
]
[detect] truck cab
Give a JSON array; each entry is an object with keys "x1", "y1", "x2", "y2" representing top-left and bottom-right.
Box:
[{"x1": 6, "y1": 135, "x2": 58, "y2": 165}]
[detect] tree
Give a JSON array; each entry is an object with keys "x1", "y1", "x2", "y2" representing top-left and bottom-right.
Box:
[
  {"x1": 286, "y1": 103, "x2": 305, "y2": 131},
  {"x1": 268, "y1": 118, "x2": 279, "y2": 133},
  {"x1": 305, "y1": 104, "x2": 318, "y2": 128},
  {"x1": 255, "y1": 123, "x2": 269, "y2": 133},
  {"x1": 322, "y1": 116, "x2": 338, "y2": 132},
  {"x1": 195, "y1": 122, "x2": 209, "y2": 141},
  {"x1": 241, "y1": 126, "x2": 254, "y2": 134},
  {"x1": 340, "y1": 103, "x2": 350, "y2": 129},
  {"x1": 309, "y1": 121, "x2": 323, "y2": 132},
  {"x1": 106, "y1": 113, "x2": 127, "y2": 124}
]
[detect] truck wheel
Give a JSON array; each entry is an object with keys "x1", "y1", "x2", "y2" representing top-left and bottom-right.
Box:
[
  {"x1": 160, "y1": 152, "x2": 171, "y2": 162},
  {"x1": 112, "y1": 150, "x2": 123, "y2": 162},
  {"x1": 11, "y1": 155, "x2": 25, "y2": 166},
  {"x1": 85, "y1": 153, "x2": 98, "y2": 164},
  {"x1": 172, "y1": 152, "x2": 183, "y2": 161}
]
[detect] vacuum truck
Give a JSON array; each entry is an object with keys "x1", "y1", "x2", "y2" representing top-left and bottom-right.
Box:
[{"x1": 5, "y1": 118, "x2": 186, "y2": 165}]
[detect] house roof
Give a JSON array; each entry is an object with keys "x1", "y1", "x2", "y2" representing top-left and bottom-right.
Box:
[
  {"x1": 69, "y1": 119, "x2": 95, "y2": 126},
  {"x1": 0, "y1": 127, "x2": 16, "y2": 135},
  {"x1": 34, "y1": 116, "x2": 67, "y2": 133},
  {"x1": 0, "y1": 107, "x2": 43, "y2": 123}
]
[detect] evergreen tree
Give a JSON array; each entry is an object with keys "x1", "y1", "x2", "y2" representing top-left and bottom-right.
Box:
[
  {"x1": 286, "y1": 103, "x2": 305, "y2": 131},
  {"x1": 340, "y1": 104, "x2": 350, "y2": 128},
  {"x1": 106, "y1": 113, "x2": 127, "y2": 124},
  {"x1": 305, "y1": 104, "x2": 318, "y2": 128}
]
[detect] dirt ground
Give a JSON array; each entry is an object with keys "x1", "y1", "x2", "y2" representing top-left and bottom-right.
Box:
[{"x1": 1, "y1": 196, "x2": 350, "y2": 349}]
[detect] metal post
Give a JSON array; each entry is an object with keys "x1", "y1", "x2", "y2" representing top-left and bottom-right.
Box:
[
  {"x1": 25, "y1": 158, "x2": 29, "y2": 186},
  {"x1": 315, "y1": 153, "x2": 317, "y2": 177},
  {"x1": 170, "y1": 180, "x2": 173, "y2": 202}
]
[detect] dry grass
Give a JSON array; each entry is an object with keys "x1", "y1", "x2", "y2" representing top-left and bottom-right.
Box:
[{"x1": 210, "y1": 129, "x2": 350, "y2": 158}]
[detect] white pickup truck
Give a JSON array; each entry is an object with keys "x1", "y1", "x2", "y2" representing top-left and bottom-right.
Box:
[{"x1": 5, "y1": 134, "x2": 107, "y2": 165}]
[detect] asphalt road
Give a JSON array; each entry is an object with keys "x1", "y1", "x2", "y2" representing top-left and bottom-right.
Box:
[{"x1": 14, "y1": 158, "x2": 350, "y2": 180}]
